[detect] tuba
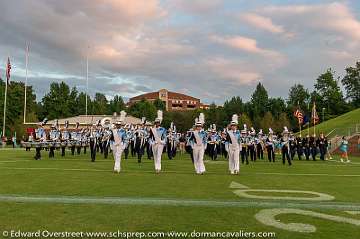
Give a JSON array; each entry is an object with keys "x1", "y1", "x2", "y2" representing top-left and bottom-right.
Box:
[{"x1": 100, "y1": 117, "x2": 112, "y2": 129}]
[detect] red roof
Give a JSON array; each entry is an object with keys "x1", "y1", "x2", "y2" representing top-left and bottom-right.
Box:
[{"x1": 130, "y1": 90, "x2": 199, "y2": 102}]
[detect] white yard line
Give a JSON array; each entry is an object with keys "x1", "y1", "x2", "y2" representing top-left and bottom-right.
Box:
[
  {"x1": 0, "y1": 194, "x2": 359, "y2": 211},
  {"x1": 1, "y1": 166, "x2": 360, "y2": 177}
]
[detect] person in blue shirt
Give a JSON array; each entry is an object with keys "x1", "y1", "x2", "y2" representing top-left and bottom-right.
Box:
[
  {"x1": 149, "y1": 110, "x2": 167, "y2": 173},
  {"x1": 189, "y1": 113, "x2": 207, "y2": 175},
  {"x1": 225, "y1": 114, "x2": 241, "y2": 175},
  {"x1": 340, "y1": 136, "x2": 350, "y2": 163}
]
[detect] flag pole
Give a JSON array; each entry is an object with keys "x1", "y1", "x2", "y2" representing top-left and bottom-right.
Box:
[
  {"x1": 298, "y1": 101, "x2": 302, "y2": 137},
  {"x1": 313, "y1": 102, "x2": 316, "y2": 137},
  {"x1": 24, "y1": 43, "x2": 29, "y2": 124},
  {"x1": 85, "y1": 46, "x2": 89, "y2": 116},
  {"x1": 2, "y1": 60, "x2": 8, "y2": 137},
  {"x1": 307, "y1": 101, "x2": 310, "y2": 136}
]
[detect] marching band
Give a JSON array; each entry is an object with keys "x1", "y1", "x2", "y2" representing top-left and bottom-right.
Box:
[{"x1": 22, "y1": 111, "x2": 333, "y2": 175}]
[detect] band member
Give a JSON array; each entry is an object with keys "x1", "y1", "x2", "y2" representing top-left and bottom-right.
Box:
[
  {"x1": 124, "y1": 124, "x2": 132, "y2": 160},
  {"x1": 266, "y1": 128, "x2": 275, "y2": 162},
  {"x1": 186, "y1": 128, "x2": 194, "y2": 163},
  {"x1": 112, "y1": 111, "x2": 128, "y2": 173},
  {"x1": 49, "y1": 121, "x2": 60, "y2": 158},
  {"x1": 145, "y1": 123, "x2": 153, "y2": 160},
  {"x1": 296, "y1": 136, "x2": 303, "y2": 160},
  {"x1": 248, "y1": 127, "x2": 256, "y2": 161},
  {"x1": 135, "y1": 118, "x2": 147, "y2": 163},
  {"x1": 303, "y1": 135, "x2": 311, "y2": 160},
  {"x1": 166, "y1": 122, "x2": 178, "y2": 160},
  {"x1": 34, "y1": 118, "x2": 48, "y2": 160},
  {"x1": 240, "y1": 125, "x2": 249, "y2": 164},
  {"x1": 102, "y1": 125, "x2": 112, "y2": 159},
  {"x1": 256, "y1": 129, "x2": 264, "y2": 160},
  {"x1": 207, "y1": 124, "x2": 219, "y2": 161},
  {"x1": 310, "y1": 135, "x2": 317, "y2": 161},
  {"x1": 61, "y1": 121, "x2": 70, "y2": 157},
  {"x1": 149, "y1": 110, "x2": 167, "y2": 173},
  {"x1": 225, "y1": 114, "x2": 241, "y2": 175},
  {"x1": 189, "y1": 113, "x2": 207, "y2": 175},
  {"x1": 89, "y1": 121, "x2": 99, "y2": 162},
  {"x1": 76, "y1": 124, "x2": 83, "y2": 155},
  {"x1": 317, "y1": 132, "x2": 328, "y2": 161},
  {"x1": 220, "y1": 130, "x2": 228, "y2": 159},
  {"x1": 289, "y1": 132, "x2": 296, "y2": 160},
  {"x1": 70, "y1": 126, "x2": 78, "y2": 156},
  {"x1": 281, "y1": 127, "x2": 292, "y2": 166}
]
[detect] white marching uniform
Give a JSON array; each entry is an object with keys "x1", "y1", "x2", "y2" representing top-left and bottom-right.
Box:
[
  {"x1": 226, "y1": 130, "x2": 241, "y2": 174},
  {"x1": 150, "y1": 127, "x2": 167, "y2": 171},
  {"x1": 112, "y1": 128, "x2": 127, "y2": 173},
  {"x1": 190, "y1": 130, "x2": 207, "y2": 174}
]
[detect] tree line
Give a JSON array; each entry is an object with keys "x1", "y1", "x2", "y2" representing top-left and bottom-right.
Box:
[{"x1": 0, "y1": 61, "x2": 359, "y2": 136}]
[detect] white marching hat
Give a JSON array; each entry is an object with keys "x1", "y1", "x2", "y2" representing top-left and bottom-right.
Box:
[
  {"x1": 195, "y1": 113, "x2": 205, "y2": 127},
  {"x1": 154, "y1": 110, "x2": 163, "y2": 123},
  {"x1": 115, "y1": 110, "x2": 126, "y2": 125},
  {"x1": 241, "y1": 124, "x2": 247, "y2": 134},
  {"x1": 230, "y1": 114, "x2": 238, "y2": 125},
  {"x1": 282, "y1": 126, "x2": 289, "y2": 135}
]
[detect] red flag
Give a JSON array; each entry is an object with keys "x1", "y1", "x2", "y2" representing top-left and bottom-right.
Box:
[
  {"x1": 6, "y1": 57, "x2": 11, "y2": 85},
  {"x1": 294, "y1": 109, "x2": 304, "y2": 124},
  {"x1": 311, "y1": 103, "x2": 319, "y2": 125}
]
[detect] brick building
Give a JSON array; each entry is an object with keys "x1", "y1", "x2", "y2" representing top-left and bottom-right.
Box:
[{"x1": 128, "y1": 89, "x2": 209, "y2": 111}]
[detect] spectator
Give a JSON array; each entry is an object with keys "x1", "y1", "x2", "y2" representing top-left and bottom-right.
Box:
[{"x1": 340, "y1": 136, "x2": 350, "y2": 163}]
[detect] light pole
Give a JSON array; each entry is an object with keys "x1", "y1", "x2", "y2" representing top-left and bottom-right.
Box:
[{"x1": 322, "y1": 107, "x2": 326, "y2": 122}]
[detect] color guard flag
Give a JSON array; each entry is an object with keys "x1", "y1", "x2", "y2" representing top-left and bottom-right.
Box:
[
  {"x1": 311, "y1": 102, "x2": 319, "y2": 125},
  {"x1": 6, "y1": 57, "x2": 11, "y2": 85},
  {"x1": 294, "y1": 109, "x2": 304, "y2": 124}
]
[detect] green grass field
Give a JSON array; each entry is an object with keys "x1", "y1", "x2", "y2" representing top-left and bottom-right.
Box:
[
  {"x1": 303, "y1": 108, "x2": 360, "y2": 137},
  {"x1": 0, "y1": 149, "x2": 360, "y2": 239}
]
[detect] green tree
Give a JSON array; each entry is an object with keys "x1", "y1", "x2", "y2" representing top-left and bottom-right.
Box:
[
  {"x1": 153, "y1": 98, "x2": 166, "y2": 111},
  {"x1": 92, "y1": 93, "x2": 108, "y2": 115},
  {"x1": 274, "y1": 112, "x2": 290, "y2": 133},
  {"x1": 287, "y1": 84, "x2": 310, "y2": 110},
  {"x1": 260, "y1": 112, "x2": 274, "y2": 132},
  {"x1": 76, "y1": 92, "x2": 92, "y2": 115},
  {"x1": 128, "y1": 99, "x2": 157, "y2": 121},
  {"x1": 238, "y1": 113, "x2": 252, "y2": 129},
  {"x1": 250, "y1": 83, "x2": 269, "y2": 119},
  {"x1": 41, "y1": 81, "x2": 77, "y2": 119},
  {"x1": 0, "y1": 79, "x2": 37, "y2": 137},
  {"x1": 223, "y1": 96, "x2": 244, "y2": 119},
  {"x1": 342, "y1": 62, "x2": 360, "y2": 108},
  {"x1": 108, "y1": 95, "x2": 125, "y2": 114},
  {"x1": 268, "y1": 97, "x2": 287, "y2": 120},
  {"x1": 314, "y1": 69, "x2": 347, "y2": 118}
]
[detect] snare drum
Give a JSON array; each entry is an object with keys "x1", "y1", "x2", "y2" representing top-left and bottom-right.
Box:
[
  {"x1": 54, "y1": 142, "x2": 61, "y2": 148},
  {"x1": 31, "y1": 142, "x2": 41, "y2": 148}
]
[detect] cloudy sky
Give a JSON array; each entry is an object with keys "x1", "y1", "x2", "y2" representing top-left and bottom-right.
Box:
[{"x1": 0, "y1": 0, "x2": 359, "y2": 103}]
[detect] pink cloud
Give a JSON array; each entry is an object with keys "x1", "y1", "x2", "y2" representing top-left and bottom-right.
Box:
[
  {"x1": 211, "y1": 35, "x2": 286, "y2": 67},
  {"x1": 263, "y1": 2, "x2": 360, "y2": 41},
  {"x1": 240, "y1": 13, "x2": 285, "y2": 34},
  {"x1": 206, "y1": 58, "x2": 262, "y2": 85}
]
